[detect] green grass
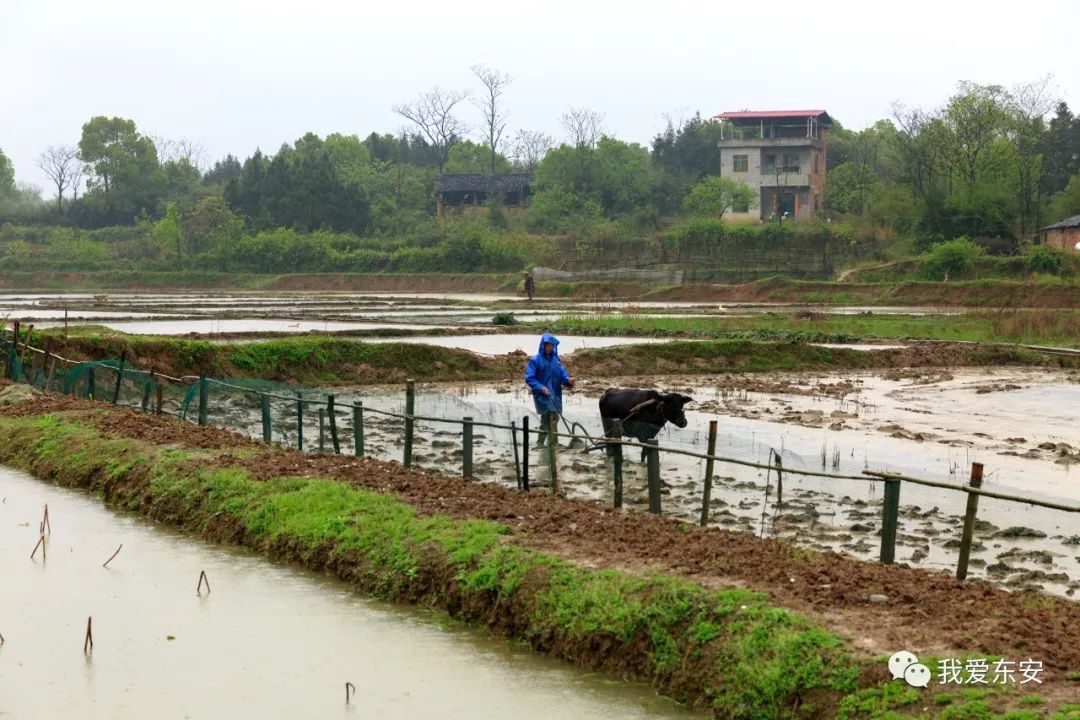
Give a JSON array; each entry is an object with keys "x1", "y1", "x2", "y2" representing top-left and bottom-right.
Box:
[
  {"x1": 0, "y1": 412, "x2": 867, "y2": 718},
  {"x1": 538, "y1": 309, "x2": 1080, "y2": 347}
]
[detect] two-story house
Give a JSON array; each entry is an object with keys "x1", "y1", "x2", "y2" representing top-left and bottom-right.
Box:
[{"x1": 713, "y1": 109, "x2": 832, "y2": 222}]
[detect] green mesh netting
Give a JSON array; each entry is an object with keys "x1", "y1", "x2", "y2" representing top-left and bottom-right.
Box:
[
  {"x1": 2, "y1": 335, "x2": 24, "y2": 382},
  {"x1": 62, "y1": 359, "x2": 158, "y2": 409}
]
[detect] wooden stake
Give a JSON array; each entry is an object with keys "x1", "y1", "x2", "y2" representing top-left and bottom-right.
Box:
[
  {"x1": 42, "y1": 504, "x2": 51, "y2": 535},
  {"x1": 956, "y1": 462, "x2": 985, "y2": 581},
  {"x1": 699, "y1": 420, "x2": 717, "y2": 526},
  {"x1": 345, "y1": 682, "x2": 356, "y2": 704},
  {"x1": 83, "y1": 616, "x2": 93, "y2": 654},
  {"x1": 197, "y1": 570, "x2": 210, "y2": 595},
  {"x1": 102, "y1": 543, "x2": 123, "y2": 568}
]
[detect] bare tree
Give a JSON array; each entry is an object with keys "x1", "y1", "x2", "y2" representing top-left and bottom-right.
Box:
[
  {"x1": 36, "y1": 145, "x2": 80, "y2": 213},
  {"x1": 560, "y1": 107, "x2": 605, "y2": 148},
  {"x1": 393, "y1": 86, "x2": 470, "y2": 171},
  {"x1": 511, "y1": 129, "x2": 554, "y2": 171},
  {"x1": 151, "y1": 135, "x2": 209, "y2": 170},
  {"x1": 471, "y1": 65, "x2": 512, "y2": 174}
]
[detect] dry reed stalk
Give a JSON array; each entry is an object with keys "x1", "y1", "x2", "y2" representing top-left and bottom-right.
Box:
[
  {"x1": 84, "y1": 617, "x2": 93, "y2": 654},
  {"x1": 197, "y1": 570, "x2": 210, "y2": 595},
  {"x1": 30, "y1": 534, "x2": 45, "y2": 560},
  {"x1": 102, "y1": 544, "x2": 123, "y2": 568}
]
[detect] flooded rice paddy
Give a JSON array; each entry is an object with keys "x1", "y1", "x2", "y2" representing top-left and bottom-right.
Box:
[
  {"x1": 0, "y1": 467, "x2": 705, "y2": 719},
  {"x1": 2, "y1": 291, "x2": 973, "y2": 338},
  {"x1": 196, "y1": 367, "x2": 1080, "y2": 599}
]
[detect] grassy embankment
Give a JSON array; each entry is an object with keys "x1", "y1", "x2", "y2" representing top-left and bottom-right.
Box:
[
  {"x1": 2, "y1": 272, "x2": 1080, "y2": 308},
  {"x1": 26, "y1": 332, "x2": 1075, "y2": 387},
  {"x1": 0, "y1": 409, "x2": 1069, "y2": 720},
  {"x1": 536, "y1": 311, "x2": 1080, "y2": 348}
]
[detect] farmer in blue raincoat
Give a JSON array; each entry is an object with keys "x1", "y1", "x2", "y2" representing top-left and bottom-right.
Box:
[{"x1": 525, "y1": 333, "x2": 574, "y2": 446}]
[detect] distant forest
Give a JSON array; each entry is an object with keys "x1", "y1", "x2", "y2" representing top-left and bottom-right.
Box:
[{"x1": 2, "y1": 73, "x2": 1079, "y2": 276}]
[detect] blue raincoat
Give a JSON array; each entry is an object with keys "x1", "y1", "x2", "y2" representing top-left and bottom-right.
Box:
[{"x1": 525, "y1": 333, "x2": 572, "y2": 415}]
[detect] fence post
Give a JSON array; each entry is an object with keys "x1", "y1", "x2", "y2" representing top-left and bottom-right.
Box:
[
  {"x1": 318, "y1": 408, "x2": 326, "y2": 452},
  {"x1": 546, "y1": 412, "x2": 559, "y2": 495},
  {"x1": 774, "y1": 453, "x2": 784, "y2": 510},
  {"x1": 646, "y1": 438, "x2": 661, "y2": 515},
  {"x1": 956, "y1": 462, "x2": 985, "y2": 581},
  {"x1": 87, "y1": 366, "x2": 95, "y2": 400},
  {"x1": 197, "y1": 375, "x2": 208, "y2": 426},
  {"x1": 353, "y1": 402, "x2": 365, "y2": 457},
  {"x1": 328, "y1": 395, "x2": 340, "y2": 454},
  {"x1": 41, "y1": 338, "x2": 54, "y2": 389},
  {"x1": 521, "y1": 415, "x2": 530, "y2": 491},
  {"x1": 46, "y1": 357, "x2": 58, "y2": 392},
  {"x1": 156, "y1": 385, "x2": 164, "y2": 416},
  {"x1": 20, "y1": 325, "x2": 33, "y2": 378},
  {"x1": 403, "y1": 379, "x2": 415, "y2": 468},
  {"x1": 462, "y1": 416, "x2": 474, "y2": 479},
  {"x1": 510, "y1": 420, "x2": 521, "y2": 489},
  {"x1": 142, "y1": 371, "x2": 154, "y2": 412},
  {"x1": 296, "y1": 392, "x2": 304, "y2": 451},
  {"x1": 260, "y1": 393, "x2": 272, "y2": 442},
  {"x1": 112, "y1": 351, "x2": 126, "y2": 405},
  {"x1": 700, "y1": 420, "x2": 717, "y2": 526},
  {"x1": 612, "y1": 419, "x2": 624, "y2": 510},
  {"x1": 879, "y1": 477, "x2": 901, "y2": 565}
]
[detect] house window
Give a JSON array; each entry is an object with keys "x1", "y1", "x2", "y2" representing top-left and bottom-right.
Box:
[
  {"x1": 733, "y1": 154, "x2": 748, "y2": 172},
  {"x1": 764, "y1": 154, "x2": 777, "y2": 174},
  {"x1": 782, "y1": 153, "x2": 800, "y2": 173}
]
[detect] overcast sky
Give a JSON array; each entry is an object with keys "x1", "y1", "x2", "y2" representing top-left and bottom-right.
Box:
[{"x1": 2, "y1": 0, "x2": 1077, "y2": 194}]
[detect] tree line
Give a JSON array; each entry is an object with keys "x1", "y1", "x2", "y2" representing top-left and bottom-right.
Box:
[{"x1": 2, "y1": 73, "x2": 1080, "y2": 269}]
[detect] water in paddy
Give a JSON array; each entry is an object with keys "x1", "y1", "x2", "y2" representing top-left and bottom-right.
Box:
[{"x1": 0, "y1": 467, "x2": 705, "y2": 720}]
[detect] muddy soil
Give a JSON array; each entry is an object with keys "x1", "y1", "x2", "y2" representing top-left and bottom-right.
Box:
[{"x1": 3, "y1": 394, "x2": 1078, "y2": 690}]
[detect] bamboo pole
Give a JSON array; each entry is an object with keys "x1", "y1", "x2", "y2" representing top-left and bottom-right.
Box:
[{"x1": 403, "y1": 380, "x2": 415, "y2": 468}]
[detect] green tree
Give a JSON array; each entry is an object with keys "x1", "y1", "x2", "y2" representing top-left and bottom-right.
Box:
[
  {"x1": 1047, "y1": 174, "x2": 1080, "y2": 223},
  {"x1": 77, "y1": 116, "x2": 161, "y2": 222},
  {"x1": 0, "y1": 147, "x2": 15, "y2": 202},
  {"x1": 682, "y1": 175, "x2": 757, "y2": 219},
  {"x1": 182, "y1": 196, "x2": 244, "y2": 255},
  {"x1": 826, "y1": 163, "x2": 879, "y2": 215}
]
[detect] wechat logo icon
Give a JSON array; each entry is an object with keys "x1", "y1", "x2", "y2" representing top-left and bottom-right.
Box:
[{"x1": 889, "y1": 651, "x2": 932, "y2": 688}]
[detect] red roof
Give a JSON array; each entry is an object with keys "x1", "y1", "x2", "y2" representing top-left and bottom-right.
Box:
[{"x1": 713, "y1": 109, "x2": 831, "y2": 121}]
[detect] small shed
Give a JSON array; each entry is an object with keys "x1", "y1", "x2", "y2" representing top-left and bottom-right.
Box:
[
  {"x1": 435, "y1": 173, "x2": 533, "y2": 216},
  {"x1": 1039, "y1": 214, "x2": 1080, "y2": 251}
]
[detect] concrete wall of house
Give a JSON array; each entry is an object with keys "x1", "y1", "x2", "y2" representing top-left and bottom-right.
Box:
[{"x1": 720, "y1": 143, "x2": 822, "y2": 220}]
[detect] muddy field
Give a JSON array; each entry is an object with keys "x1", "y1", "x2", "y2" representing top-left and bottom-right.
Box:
[
  {"x1": 3, "y1": 389, "x2": 1079, "y2": 700},
  {"x1": 179, "y1": 366, "x2": 1080, "y2": 602}
]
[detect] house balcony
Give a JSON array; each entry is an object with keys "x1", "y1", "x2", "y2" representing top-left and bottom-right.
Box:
[
  {"x1": 718, "y1": 136, "x2": 823, "y2": 149},
  {"x1": 757, "y1": 172, "x2": 810, "y2": 187}
]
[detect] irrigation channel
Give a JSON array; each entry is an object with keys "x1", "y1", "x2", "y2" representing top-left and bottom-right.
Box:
[
  {"x1": 179, "y1": 366, "x2": 1080, "y2": 600},
  {"x1": 0, "y1": 466, "x2": 706, "y2": 719}
]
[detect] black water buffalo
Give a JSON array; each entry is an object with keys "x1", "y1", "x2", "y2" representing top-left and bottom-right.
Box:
[{"x1": 598, "y1": 388, "x2": 693, "y2": 460}]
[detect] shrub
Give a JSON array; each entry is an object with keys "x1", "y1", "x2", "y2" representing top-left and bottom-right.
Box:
[
  {"x1": 919, "y1": 237, "x2": 983, "y2": 280},
  {"x1": 1025, "y1": 245, "x2": 1066, "y2": 275}
]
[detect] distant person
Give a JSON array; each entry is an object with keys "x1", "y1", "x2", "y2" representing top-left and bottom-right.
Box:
[
  {"x1": 523, "y1": 270, "x2": 535, "y2": 302},
  {"x1": 525, "y1": 333, "x2": 574, "y2": 446}
]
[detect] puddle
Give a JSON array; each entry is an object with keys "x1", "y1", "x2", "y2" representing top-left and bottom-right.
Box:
[{"x1": 0, "y1": 466, "x2": 705, "y2": 719}]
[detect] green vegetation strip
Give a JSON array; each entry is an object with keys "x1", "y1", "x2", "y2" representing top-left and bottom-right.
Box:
[
  {"x1": 540, "y1": 311, "x2": 1080, "y2": 348},
  {"x1": 0, "y1": 412, "x2": 858, "y2": 718}
]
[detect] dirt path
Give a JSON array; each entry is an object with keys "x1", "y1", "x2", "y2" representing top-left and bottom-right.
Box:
[{"x1": 5, "y1": 393, "x2": 1078, "y2": 689}]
